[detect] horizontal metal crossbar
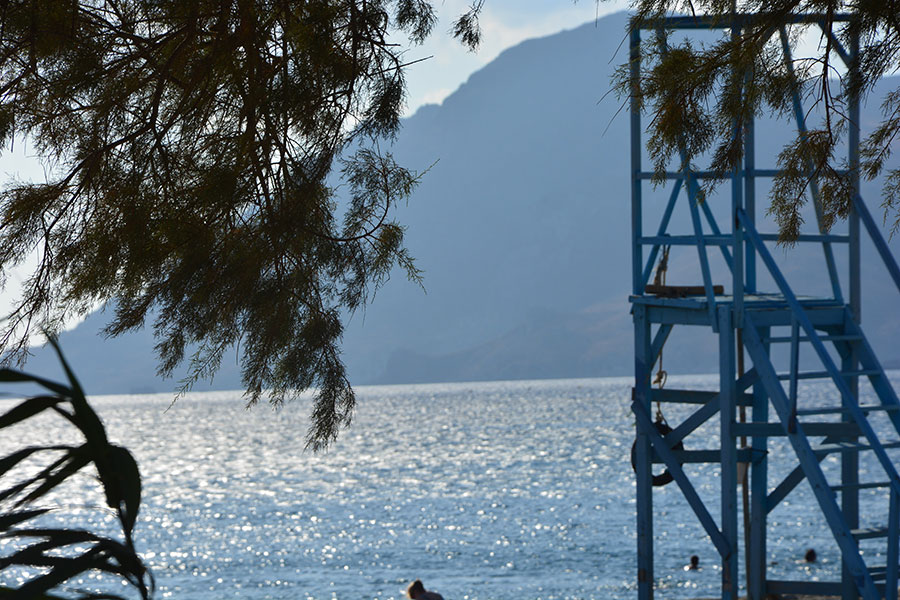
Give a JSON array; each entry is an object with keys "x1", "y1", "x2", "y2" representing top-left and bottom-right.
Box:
[
  {"x1": 651, "y1": 449, "x2": 759, "y2": 464},
  {"x1": 869, "y1": 566, "x2": 894, "y2": 581},
  {"x1": 745, "y1": 305, "x2": 846, "y2": 327},
  {"x1": 757, "y1": 233, "x2": 850, "y2": 243},
  {"x1": 797, "y1": 405, "x2": 900, "y2": 416},
  {"x1": 648, "y1": 387, "x2": 753, "y2": 406},
  {"x1": 636, "y1": 170, "x2": 729, "y2": 180},
  {"x1": 813, "y1": 439, "x2": 900, "y2": 455},
  {"x1": 776, "y1": 368, "x2": 881, "y2": 381},
  {"x1": 636, "y1": 168, "x2": 850, "y2": 179},
  {"x1": 639, "y1": 235, "x2": 732, "y2": 246},
  {"x1": 765, "y1": 333, "x2": 861, "y2": 343},
  {"x1": 665, "y1": 370, "x2": 760, "y2": 445},
  {"x1": 852, "y1": 527, "x2": 889, "y2": 540},
  {"x1": 732, "y1": 422, "x2": 860, "y2": 438},
  {"x1": 830, "y1": 481, "x2": 891, "y2": 492},
  {"x1": 766, "y1": 580, "x2": 843, "y2": 596},
  {"x1": 633, "y1": 12, "x2": 855, "y2": 30},
  {"x1": 638, "y1": 233, "x2": 849, "y2": 245}
]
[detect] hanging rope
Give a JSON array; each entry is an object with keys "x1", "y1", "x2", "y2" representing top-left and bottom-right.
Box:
[
  {"x1": 651, "y1": 246, "x2": 670, "y2": 420},
  {"x1": 629, "y1": 244, "x2": 683, "y2": 487},
  {"x1": 652, "y1": 245, "x2": 670, "y2": 288}
]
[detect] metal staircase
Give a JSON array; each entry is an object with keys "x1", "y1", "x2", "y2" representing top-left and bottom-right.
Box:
[
  {"x1": 627, "y1": 12, "x2": 900, "y2": 600},
  {"x1": 740, "y1": 210, "x2": 900, "y2": 599}
]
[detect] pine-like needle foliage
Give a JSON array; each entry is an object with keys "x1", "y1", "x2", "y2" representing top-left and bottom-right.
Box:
[
  {"x1": 0, "y1": 1, "x2": 479, "y2": 451},
  {"x1": 617, "y1": 0, "x2": 900, "y2": 243}
]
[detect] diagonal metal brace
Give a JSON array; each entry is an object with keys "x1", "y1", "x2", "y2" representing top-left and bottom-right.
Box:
[
  {"x1": 632, "y1": 399, "x2": 731, "y2": 558},
  {"x1": 668, "y1": 368, "x2": 760, "y2": 445}
]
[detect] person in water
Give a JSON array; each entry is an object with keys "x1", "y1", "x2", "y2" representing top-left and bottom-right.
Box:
[
  {"x1": 406, "y1": 579, "x2": 444, "y2": 600},
  {"x1": 685, "y1": 555, "x2": 700, "y2": 571},
  {"x1": 805, "y1": 548, "x2": 817, "y2": 563}
]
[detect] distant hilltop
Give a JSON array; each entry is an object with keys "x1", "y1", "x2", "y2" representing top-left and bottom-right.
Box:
[{"x1": 16, "y1": 11, "x2": 900, "y2": 393}]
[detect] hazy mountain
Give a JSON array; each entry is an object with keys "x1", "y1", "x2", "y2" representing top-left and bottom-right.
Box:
[{"x1": 15, "y1": 11, "x2": 900, "y2": 393}]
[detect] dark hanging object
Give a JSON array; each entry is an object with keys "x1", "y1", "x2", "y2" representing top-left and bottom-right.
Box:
[{"x1": 631, "y1": 417, "x2": 684, "y2": 487}]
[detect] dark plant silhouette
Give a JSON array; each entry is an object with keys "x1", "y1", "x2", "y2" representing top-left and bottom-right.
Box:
[
  {"x1": 0, "y1": 338, "x2": 152, "y2": 599},
  {"x1": 0, "y1": 0, "x2": 482, "y2": 451}
]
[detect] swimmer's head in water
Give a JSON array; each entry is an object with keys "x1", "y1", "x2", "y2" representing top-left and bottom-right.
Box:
[{"x1": 407, "y1": 580, "x2": 425, "y2": 598}]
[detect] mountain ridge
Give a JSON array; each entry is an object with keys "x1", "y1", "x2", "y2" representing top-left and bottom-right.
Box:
[{"x1": 13, "y1": 11, "x2": 900, "y2": 394}]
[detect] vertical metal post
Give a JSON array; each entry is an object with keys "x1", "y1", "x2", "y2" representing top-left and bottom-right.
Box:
[
  {"x1": 634, "y1": 304, "x2": 654, "y2": 600},
  {"x1": 841, "y1": 325, "x2": 860, "y2": 600},
  {"x1": 788, "y1": 316, "x2": 800, "y2": 433},
  {"x1": 731, "y1": 16, "x2": 745, "y2": 330},
  {"x1": 748, "y1": 323, "x2": 769, "y2": 600},
  {"x1": 744, "y1": 97, "x2": 756, "y2": 294},
  {"x1": 887, "y1": 489, "x2": 899, "y2": 600},
  {"x1": 843, "y1": 22, "x2": 862, "y2": 600},
  {"x1": 631, "y1": 28, "x2": 651, "y2": 596},
  {"x1": 631, "y1": 24, "x2": 643, "y2": 297},
  {"x1": 849, "y1": 22, "x2": 861, "y2": 323},
  {"x1": 719, "y1": 306, "x2": 738, "y2": 600}
]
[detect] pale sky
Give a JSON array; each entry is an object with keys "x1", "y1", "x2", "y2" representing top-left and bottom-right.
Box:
[
  {"x1": 0, "y1": 2, "x2": 629, "y2": 320},
  {"x1": 400, "y1": 1, "x2": 630, "y2": 114}
]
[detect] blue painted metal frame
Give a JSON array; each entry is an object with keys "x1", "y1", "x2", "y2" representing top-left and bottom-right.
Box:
[
  {"x1": 632, "y1": 399, "x2": 731, "y2": 557},
  {"x1": 855, "y1": 197, "x2": 900, "y2": 294},
  {"x1": 740, "y1": 212, "x2": 900, "y2": 600},
  {"x1": 748, "y1": 324, "x2": 767, "y2": 600},
  {"x1": 738, "y1": 209, "x2": 900, "y2": 498},
  {"x1": 849, "y1": 26, "x2": 861, "y2": 325},
  {"x1": 719, "y1": 306, "x2": 738, "y2": 599},
  {"x1": 654, "y1": 28, "x2": 721, "y2": 330},
  {"x1": 777, "y1": 27, "x2": 844, "y2": 302},
  {"x1": 842, "y1": 309, "x2": 900, "y2": 434},
  {"x1": 630, "y1": 24, "x2": 642, "y2": 298},
  {"x1": 668, "y1": 370, "x2": 758, "y2": 445},
  {"x1": 740, "y1": 316, "x2": 881, "y2": 599},
  {"x1": 628, "y1": 11, "x2": 900, "y2": 600},
  {"x1": 731, "y1": 18, "x2": 746, "y2": 331},
  {"x1": 641, "y1": 181, "x2": 682, "y2": 287},
  {"x1": 888, "y1": 490, "x2": 899, "y2": 600},
  {"x1": 633, "y1": 302, "x2": 654, "y2": 600}
]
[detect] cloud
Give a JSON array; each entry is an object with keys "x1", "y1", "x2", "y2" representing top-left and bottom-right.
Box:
[{"x1": 420, "y1": 88, "x2": 455, "y2": 107}]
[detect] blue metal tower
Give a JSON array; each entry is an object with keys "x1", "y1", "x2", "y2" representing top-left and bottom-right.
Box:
[{"x1": 630, "y1": 13, "x2": 900, "y2": 600}]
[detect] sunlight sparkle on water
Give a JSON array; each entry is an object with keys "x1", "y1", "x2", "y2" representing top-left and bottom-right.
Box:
[{"x1": 3, "y1": 375, "x2": 896, "y2": 599}]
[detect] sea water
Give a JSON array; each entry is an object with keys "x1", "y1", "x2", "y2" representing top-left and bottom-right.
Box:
[{"x1": 2, "y1": 374, "x2": 898, "y2": 599}]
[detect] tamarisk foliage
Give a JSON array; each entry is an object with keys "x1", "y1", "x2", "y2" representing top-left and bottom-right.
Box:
[
  {"x1": 617, "y1": 0, "x2": 900, "y2": 243},
  {"x1": 0, "y1": 1, "x2": 480, "y2": 450}
]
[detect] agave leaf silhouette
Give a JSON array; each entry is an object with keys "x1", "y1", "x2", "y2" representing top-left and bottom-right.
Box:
[
  {"x1": 0, "y1": 368, "x2": 74, "y2": 396},
  {"x1": 0, "y1": 509, "x2": 50, "y2": 530},
  {"x1": 100, "y1": 446, "x2": 142, "y2": 538},
  {"x1": 0, "y1": 396, "x2": 65, "y2": 429},
  {"x1": 0, "y1": 337, "x2": 152, "y2": 599},
  {"x1": 0, "y1": 446, "x2": 72, "y2": 480}
]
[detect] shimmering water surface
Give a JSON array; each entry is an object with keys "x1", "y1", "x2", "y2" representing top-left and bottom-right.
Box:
[{"x1": 3, "y1": 374, "x2": 899, "y2": 599}]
